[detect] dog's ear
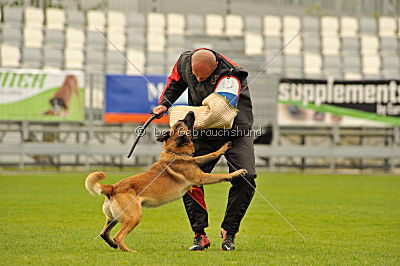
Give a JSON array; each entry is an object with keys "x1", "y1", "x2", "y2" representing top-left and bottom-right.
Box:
[
  {"x1": 176, "y1": 135, "x2": 188, "y2": 147},
  {"x1": 156, "y1": 131, "x2": 170, "y2": 142}
]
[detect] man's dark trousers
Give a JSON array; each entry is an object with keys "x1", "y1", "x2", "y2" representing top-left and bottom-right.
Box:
[{"x1": 182, "y1": 135, "x2": 257, "y2": 234}]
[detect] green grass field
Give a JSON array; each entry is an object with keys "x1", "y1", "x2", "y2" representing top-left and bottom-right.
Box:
[{"x1": 1, "y1": 171, "x2": 399, "y2": 265}]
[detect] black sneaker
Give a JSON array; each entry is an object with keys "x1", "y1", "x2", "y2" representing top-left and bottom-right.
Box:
[
  {"x1": 221, "y1": 228, "x2": 236, "y2": 251},
  {"x1": 189, "y1": 233, "x2": 210, "y2": 251}
]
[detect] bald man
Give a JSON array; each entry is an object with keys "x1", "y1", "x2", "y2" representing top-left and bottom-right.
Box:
[{"x1": 153, "y1": 49, "x2": 256, "y2": 251}]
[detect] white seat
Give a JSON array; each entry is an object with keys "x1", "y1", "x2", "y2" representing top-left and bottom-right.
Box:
[
  {"x1": 107, "y1": 11, "x2": 126, "y2": 32},
  {"x1": 167, "y1": 13, "x2": 185, "y2": 35},
  {"x1": 360, "y1": 35, "x2": 379, "y2": 55},
  {"x1": 46, "y1": 8, "x2": 65, "y2": 30},
  {"x1": 106, "y1": 32, "x2": 126, "y2": 51},
  {"x1": 379, "y1": 16, "x2": 396, "y2": 37},
  {"x1": 283, "y1": 32, "x2": 301, "y2": 55},
  {"x1": 23, "y1": 28, "x2": 43, "y2": 48},
  {"x1": 87, "y1": 10, "x2": 106, "y2": 31},
  {"x1": 362, "y1": 55, "x2": 381, "y2": 75},
  {"x1": 65, "y1": 28, "x2": 85, "y2": 49},
  {"x1": 340, "y1": 16, "x2": 358, "y2": 37},
  {"x1": 147, "y1": 33, "x2": 165, "y2": 52},
  {"x1": 321, "y1": 16, "x2": 339, "y2": 37},
  {"x1": 64, "y1": 49, "x2": 84, "y2": 69},
  {"x1": 225, "y1": 14, "x2": 243, "y2": 36},
  {"x1": 263, "y1": 15, "x2": 281, "y2": 36},
  {"x1": 283, "y1": 15, "x2": 300, "y2": 34},
  {"x1": 206, "y1": 14, "x2": 224, "y2": 36},
  {"x1": 244, "y1": 33, "x2": 263, "y2": 55},
  {"x1": 0, "y1": 44, "x2": 20, "y2": 67},
  {"x1": 24, "y1": 7, "x2": 43, "y2": 29},
  {"x1": 304, "y1": 52, "x2": 322, "y2": 75},
  {"x1": 148, "y1": 12, "x2": 166, "y2": 34},
  {"x1": 126, "y1": 48, "x2": 145, "y2": 74},
  {"x1": 322, "y1": 35, "x2": 340, "y2": 55}
]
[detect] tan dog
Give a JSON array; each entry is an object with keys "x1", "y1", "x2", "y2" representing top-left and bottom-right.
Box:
[{"x1": 85, "y1": 111, "x2": 247, "y2": 252}]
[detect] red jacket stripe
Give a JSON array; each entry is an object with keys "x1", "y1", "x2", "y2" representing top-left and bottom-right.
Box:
[{"x1": 158, "y1": 60, "x2": 181, "y2": 105}]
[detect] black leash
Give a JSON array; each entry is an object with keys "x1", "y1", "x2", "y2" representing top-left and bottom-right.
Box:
[{"x1": 127, "y1": 111, "x2": 162, "y2": 158}]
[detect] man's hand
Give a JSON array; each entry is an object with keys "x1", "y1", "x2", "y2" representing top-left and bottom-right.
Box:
[{"x1": 152, "y1": 105, "x2": 168, "y2": 117}]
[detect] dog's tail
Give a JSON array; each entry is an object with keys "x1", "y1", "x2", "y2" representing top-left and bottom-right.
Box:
[{"x1": 85, "y1": 171, "x2": 114, "y2": 196}]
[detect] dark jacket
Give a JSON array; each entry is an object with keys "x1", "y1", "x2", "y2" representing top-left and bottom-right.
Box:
[{"x1": 158, "y1": 48, "x2": 253, "y2": 131}]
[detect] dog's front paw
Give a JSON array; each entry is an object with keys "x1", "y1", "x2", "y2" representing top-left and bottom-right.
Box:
[
  {"x1": 233, "y1": 169, "x2": 247, "y2": 177},
  {"x1": 218, "y1": 141, "x2": 232, "y2": 155}
]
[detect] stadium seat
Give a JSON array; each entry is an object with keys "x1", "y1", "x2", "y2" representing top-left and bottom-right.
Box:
[
  {"x1": 167, "y1": 13, "x2": 185, "y2": 35},
  {"x1": 381, "y1": 55, "x2": 400, "y2": 79},
  {"x1": 378, "y1": 16, "x2": 396, "y2": 37},
  {"x1": 46, "y1": 8, "x2": 65, "y2": 30},
  {"x1": 284, "y1": 54, "x2": 303, "y2": 78},
  {"x1": 166, "y1": 51, "x2": 181, "y2": 66},
  {"x1": 225, "y1": 14, "x2": 243, "y2": 36},
  {"x1": 23, "y1": 28, "x2": 43, "y2": 48},
  {"x1": 44, "y1": 29, "x2": 65, "y2": 49},
  {"x1": 126, "y1": 48, "x2": 145, "y2": 74},
  {"x1": 263, "y1": 15, "x2": 281, "y2": 36},
  {"x1": 0, "y1": 44, "x2": 21, "y2": 67},
  {"x1": 379, "y1": 37, "x2": 398, "y2": 56},
  {"x1": 24, "y1": 7, "x2": 44, "y2": 29},
  {"x1": 344, "y1": 72, "x2": 362, "y2": 80},
  {"x1": 322, "y1": 35, "x2": 340, "y2": 55},
  {"x1": 321, "y1": 16, "x2": 339, "y2": 37},
  {"x1": 322, "y1": 55, "x2": 343, "y2": 79},
  {"x1": 126, "y1": 30, "x2": 146, "y2": 50},
  {"x1": 186, "y1": 14, "x2": 204, "y2": 35},
  {"x1": 302, "y1": 16, "x2": 320, "y2": 34},
  {"x1": 126, "y1": 13, "x2": 146, "y2": 34},
  {"x1": 360, "y1": 35, "x2": 379, "y2": 55},
  {"x1": 86, "y1": 30, "x2": 106, "y2": 51},
  {"x1": 244, "y1": 15, "x2": 262, "y2": 34},
  {"x1": 106, "y1": 50, "x2": 126, "y2": 74},
  {"x1": 147, "y1": 12, "x2": 166, "y2": 34},
  {"x1": 147, "y1": 33, "x2": 166, "y2": 52},
  {"x1": 21, "y1": 47, "x2": 42, "y2": 68},
  {"x1": 66, "y1": 10, "x2": 85, "y2": 29},
  {"x1": 166, "y1": 34, "x2": 185, "y2": 51},
  {"x1": 302, "y1": 32, "x2": 320, "y2": 53},
  {"x1": 107, "y1": 11, "x2": 126, "y2": 32},
  {"x1": 362, "y1": 55, "x2": 381, "y2": 78},
  {"x1": 43, "y1": 48, "x2": 64, "y2": 69},
  {"x1": 147, "y1": 52, "x2": 165, "y2": 67},
  {"x1": 1, "y1": 27, "x2": 23, "y2": 46},
  {"x1": 206, "y1": 14, "x2": 224, "y2": 36},
  {"x1": 146, "y1": 65, "x2": 166, "y2": 75},
  {"x1": 87, "y1": 10, "x2": 106, "y2": 31},
  {"x1": 282, "y1": 16, "x2": 301, "y2": 55},
  {"x1": 65, "y1": 28, "x2": 85, "y2": 50},
  {"x1": 263, "y1": 36, "x2": 282, "y2": 54},
  {"x1": 343, "y1": 55, "x2": 361, "y2": 77},
  {"x1": 244, "y1": 33, "x2": 263, "y2": 55},
  {"x1": 85, "y1": 50, "x2": 105, "y2": 72},
  {"x1": 341, "y1": 37, "x2": 360, "y2": 55},
  {"x1": 106, "y1": 32, "x2": 126, "y2": 51},
  {"x1": 359, "y1": 17, "x2": 377, "y2": 35},
  {"x1": 64, "y1": 49, "x2": 84, "y2": 69},
  {"x1": 340, "y1": 16, "x2": 358, "y2": 37},
  {"x1": 304, "y1": 52, "x2": 322, "y2": 78},
  {"x1": 3, "y1": 7, "x2": 23, "y2": 29}
]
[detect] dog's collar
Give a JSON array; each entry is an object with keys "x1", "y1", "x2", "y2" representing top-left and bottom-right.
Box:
[{"x1": 165, "y1": 150, "x2": 194, "y2": 157}]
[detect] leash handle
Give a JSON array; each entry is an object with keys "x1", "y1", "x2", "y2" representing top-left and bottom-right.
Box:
[{"x1": 126, "y1": 111, "x2": 163, "y2": 158}]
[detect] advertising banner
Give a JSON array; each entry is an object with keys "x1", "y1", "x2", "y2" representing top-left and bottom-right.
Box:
[
  {"x1": 104, "y1": 74, "x2": 188, "y2": 124},
  {"x1": 278, "y1": 78, "x2": 400, "y2": 126},
  {"x1": 0, "y1": 69, "x2": 85, "y2": 122}
]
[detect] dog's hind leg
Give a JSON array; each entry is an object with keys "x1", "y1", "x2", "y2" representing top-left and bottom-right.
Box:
[
  {"x1": 112, "y1": 193, "x2": 142, "y2": 252},
  {"x1": 100, "y1": 199, "x2": 118, "y2": 248},
  {"x1": 100, "y1": 218, "x2": 118, "y2": 249}
]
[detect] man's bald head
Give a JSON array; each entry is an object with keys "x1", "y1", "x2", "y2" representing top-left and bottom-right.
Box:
[{"x1": 191, "y1": 50, "x2": 218, "y2": 82}]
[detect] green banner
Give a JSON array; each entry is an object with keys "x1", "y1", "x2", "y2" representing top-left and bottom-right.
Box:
[{"x1": 0, "y1": 69, "x2": 85, "y2": 122}]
